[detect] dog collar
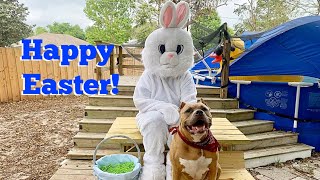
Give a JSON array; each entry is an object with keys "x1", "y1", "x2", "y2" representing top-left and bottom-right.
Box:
[{"x1": 169, "y1": 127, "x2": 220, "y2": 152}]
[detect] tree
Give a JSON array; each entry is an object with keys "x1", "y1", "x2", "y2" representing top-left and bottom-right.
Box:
[
  {"x1": 132, "y1": 0, "x2": 159, "y2": 43},
  {"x1": 84, "y1": 0, "x2": 135, "y2": 44},
  {"x1": 34, "y1": 26, "x2": 48, "y2": 35},
  {"x1": 234, "y1": 0, "x2": 299, "y2": 32},
  {"x1": 0, "y1": 0, "x2": 33, "y2": 47},
  {"x1": 294, "y1": 0, "x2": 320, "y2": 16},
  {"x1": 47, "y1": 22, "x2": 86, "y2": 40}
]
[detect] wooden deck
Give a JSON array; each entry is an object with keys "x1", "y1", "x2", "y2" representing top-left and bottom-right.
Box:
[
  {"x1": 50, "y1": 151, "x2": 254, "y2": 180},
  {"x1": 106, "y1": 117, "x2": 250, "y2": 150}
]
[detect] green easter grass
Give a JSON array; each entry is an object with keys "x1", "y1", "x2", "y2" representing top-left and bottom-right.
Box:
[{"x1": 100, "y1": 162, "x2": 135, "y2": 174}]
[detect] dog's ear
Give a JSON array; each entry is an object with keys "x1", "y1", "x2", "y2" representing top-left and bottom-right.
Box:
[
  {"x1": 198, "y1": 98, "x2": 208, "y2": 106},
  {"x1": 179, "y1": 102, "x2": 186, "y2": 111}
]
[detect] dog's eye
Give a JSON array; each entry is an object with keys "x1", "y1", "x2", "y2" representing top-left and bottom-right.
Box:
[
  {"x1": 158, "y1": 44, "x2": 166, "y2": 54},
  {"x1": 185, "y1": 108, "x2": 193, "y2": 113},
  {"x1": 201, "y1": 107, "x2": 208, "y2": 111},
  {"x1": 176, "y1": 45, "x2": 184, "y2": 55}
]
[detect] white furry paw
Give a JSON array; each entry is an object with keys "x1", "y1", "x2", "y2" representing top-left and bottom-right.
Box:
[{"x1": 140, "y1": 165, "x2": 166, "y2": 180}]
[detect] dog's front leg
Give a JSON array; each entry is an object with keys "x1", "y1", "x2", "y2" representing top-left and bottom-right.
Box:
[{"x1": 207, "y1": 161, "x2": 219, "y2": 180}]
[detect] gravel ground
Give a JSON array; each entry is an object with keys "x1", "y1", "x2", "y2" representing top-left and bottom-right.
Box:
[
  {"x1": 249, "y1": 152, "x2": 320, "y2": 180},
  {"x1": 0, "y1": 92, "x2": 319, "y2": 180},
  {"x1": 0, "y1": 96, "x2": 88, "y2": 180}
]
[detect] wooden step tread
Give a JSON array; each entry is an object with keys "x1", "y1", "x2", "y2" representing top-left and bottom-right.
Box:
[
  {"x1": 90, "y1": 95, "x2": 236, "y2": 101},
  {"x1": 85, "y1": 106, "x2": 254, "y2": 114},
  {"x1": 245, "y1": 143, "x2": 314, "y2": 159},
  {"x1": 80, "y1": 118, "x2": 114, "y2": 124},
  {"x1": 74, "y1": 132, "x2": 105, "y2": 139},
  {"x1": 246, "y1": 131, "x2": 297, "y2": 141},
  {"x1": 232, "y1": 120, "x2": 274, "y2": 127}
]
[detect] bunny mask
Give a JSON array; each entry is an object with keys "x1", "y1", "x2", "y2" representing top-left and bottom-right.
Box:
[{"x1": 142, "y1": 1, "x2": 194, "y2": 78}]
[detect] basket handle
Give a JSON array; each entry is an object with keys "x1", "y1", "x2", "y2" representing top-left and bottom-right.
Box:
[{"x1": 93, "y1": 135, "x2": 142, "y2": 166}]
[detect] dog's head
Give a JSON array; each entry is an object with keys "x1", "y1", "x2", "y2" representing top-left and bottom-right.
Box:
[{"x1": 179, "y1": 99, "x2": 212, "y2": 142}]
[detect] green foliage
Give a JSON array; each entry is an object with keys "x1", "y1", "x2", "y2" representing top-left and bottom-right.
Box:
[
  {"x1": 132, "y1": 0, "x2": 159, "y2": 43},
  {"x1": 34, "y1": 26, "x2": 48, "y2": 35},
  {"x1": 0, "y1": 0, "x2": 33, "y2": 47},
  {"x1": 47, "y1": 22, "x2": 86, "y2": 40},
  {"x1": 84, "y1": 0, "x2": 135, "y2": 44},
  {"x1": 133, "y1": 22, "x2": 158, "y2": 43},
  {"x1": 234, "y1": 0, "x2": 299, "y2": 32},
  {"x1": 191, "y1": 8, "x2": 222, "y2": 52}
]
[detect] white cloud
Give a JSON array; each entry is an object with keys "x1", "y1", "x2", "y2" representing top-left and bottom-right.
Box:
[
  {"x1": 19, "y1": 0, "x2": 93, "y2": 29},
  {"x1": 217, "y1": 0, "x2": 247, "y2": 28}
]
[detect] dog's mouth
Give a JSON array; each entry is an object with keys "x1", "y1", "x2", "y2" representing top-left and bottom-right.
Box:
[{"x1": 185, "y1": 120, "x2": 209, "y2": 134}]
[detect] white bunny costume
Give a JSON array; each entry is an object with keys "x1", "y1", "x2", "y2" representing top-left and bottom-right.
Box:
[{"x1": 133, "y1": 1, "x2": 197, "y2": 179}]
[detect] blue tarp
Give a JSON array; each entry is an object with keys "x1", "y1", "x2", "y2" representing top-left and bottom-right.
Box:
[{"x1": 222, "y1": 16, "x2": 320, "y2": 79}]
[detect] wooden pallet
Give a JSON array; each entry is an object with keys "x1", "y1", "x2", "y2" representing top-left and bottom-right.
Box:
[{"x1": 50, "y1": 151, "x2": 254, "y2": 180}]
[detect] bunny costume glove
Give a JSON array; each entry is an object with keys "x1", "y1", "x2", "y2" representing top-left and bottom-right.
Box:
[{"x1": 133, "y1": 1, "x2": 197, "y2": 180}]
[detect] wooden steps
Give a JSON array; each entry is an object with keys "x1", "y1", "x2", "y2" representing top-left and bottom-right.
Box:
[
  {"x1": 79, "y1": 118, "x2": 114, "y2": 133},
  {"x1": 107, "y1": 84, "x2": 221, "y2": 97},
  {"x1": 244, "y1": 144, "x2": 314, "y2": 168},
  {"x1": 89, "y1": 95, "x2": 238, "y2": 109},
  {"x1": 84, "y1": 105, "x2": 255, "y2": 121},
  {"x1": 61, "y1": 82, "x2": 314, "y2": 172},
  {"x1": 232, "y1": 120, "x2": 274, "y2": 135},
  {"x1": 234, "y1": 131, "x2": 298, "y2": 151},
  {"x1": 73, "y1": 132, "x2": 119, "y2": 149}
]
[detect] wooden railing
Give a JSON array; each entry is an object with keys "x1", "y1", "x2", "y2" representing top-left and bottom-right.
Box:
[{"x1": 94, "y1": 41, "x2": 144, "y2": 80}]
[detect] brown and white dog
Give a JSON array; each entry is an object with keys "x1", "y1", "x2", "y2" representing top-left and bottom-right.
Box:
[{"x1": 169, "y1": 99, "x2": 221, "y2": 180}]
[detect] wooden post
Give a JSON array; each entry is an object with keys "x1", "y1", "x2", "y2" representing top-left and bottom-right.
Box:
[
  {"x1": 220, "y1": 23, "x2": 231, "y2": 99},
  {"x1": 95, "y1": 41, "x2": 103, "y2": 81},
  {"x1": 110, "y1": 45, "x2": 115, "y2": 75},
  {"x1": 118, "y1": 46, "x2": 124, "y2": 75}
]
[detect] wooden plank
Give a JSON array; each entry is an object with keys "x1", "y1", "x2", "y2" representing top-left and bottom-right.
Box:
[
  {"x1": 31, "y1": 59, "x2": 42, "y2": 99},
  {"x1": 20, "y1": 53, "x2": 34, "y2": 100},
  {"x1": 109, "y1": 47, "x2": 114, "y2": 75},
  {"x1": 14, "y1": 48, "x2": 27, "y2": 100},
  {"x1": 2, "y1": 48, "x2": 13, "y2": 101},
  {"x1": 95, "y1": 41, "x2": 102, "y2": 81},
  {"x1": 6, "y1": 48, "x2": 21, "y2": 101},
  {"x1": 118, "y1": 46, "x2": 123, "y2": 75},
  {"x1": 220, "y1": 23, "x2": 231, "y2": 99},
  {"x1": 219, "y1": 151, "x2": 245, "y2": 169},
  {"x1": 122, "y1": 65, "x2": 144, "y2": 69},
  {"x1": 39, "y1": 58, "x2": 49, "y2": 99},
  {"x1": 0, "y1": 48, "x2": 9, "y2": 102}
]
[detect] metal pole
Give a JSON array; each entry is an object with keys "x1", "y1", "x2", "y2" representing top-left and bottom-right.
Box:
[{"x1": 293, "y1": 85, "x2": 301, "y2": 132}]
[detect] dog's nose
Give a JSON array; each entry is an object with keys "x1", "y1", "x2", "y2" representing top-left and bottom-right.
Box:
[{"x1": 195, "y1": 110, "x2": 203, "y2": 115}]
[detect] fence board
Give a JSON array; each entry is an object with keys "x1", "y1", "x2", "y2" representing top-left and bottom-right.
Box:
[
  {"x1": 22, "y1": 54, "x2": 35, "y2": 100},
  {"x1": 39, "y1": 57, "x2": 48, "y2": 99},
  {"x1": 31, "y1": 60, "x2": 42, "y2": 99},
  {"x1": 6, "y1": 48, "x2": 20, "y2": 101},
  {"x1": 13, "y1": 48, "x2": 26, "y2": 100},
  {"x1": 2, "y1": 48, "x2": 13, "y2": 101},
  {"x1": 0, "y1": 48, "x2": 9, "y2": 102}
]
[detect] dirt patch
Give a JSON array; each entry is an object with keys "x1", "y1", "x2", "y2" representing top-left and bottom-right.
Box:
[
  {"x1": 0, "y1": 96, "x2": 88, "y2": 180},
  {"x1": 250, "y1": 152, "x2": 320, "y2": 180}
]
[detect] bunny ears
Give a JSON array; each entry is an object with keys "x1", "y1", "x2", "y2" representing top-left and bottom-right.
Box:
[{"x1": 159, "y1": 1, "x2": 190, "y2": 28}]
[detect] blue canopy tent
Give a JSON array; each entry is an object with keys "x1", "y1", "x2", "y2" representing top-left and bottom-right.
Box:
[
  {"x1": 191, "y1": 16, "x2": 320, "y2": 150},
  {"x1": 218, "y1": 16, "x2": 320, "y2": 79}
]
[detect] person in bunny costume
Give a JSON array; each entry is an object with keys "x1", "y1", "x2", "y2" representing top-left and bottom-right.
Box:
[{"x1": 133, "y1": 1, "x2": 197, "y2": 179}]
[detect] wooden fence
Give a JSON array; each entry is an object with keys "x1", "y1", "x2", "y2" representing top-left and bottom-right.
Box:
[
  {"x1": 0, "y1": 45, "x2": 144, "y2": 103},
  {"x1": 0, "y1": 47, "x2": 95, "y2": 103}
]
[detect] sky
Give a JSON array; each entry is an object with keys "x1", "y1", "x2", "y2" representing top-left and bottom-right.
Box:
[{"x1": 19, "y1": 0, "x2": 246, "y2": 30}]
